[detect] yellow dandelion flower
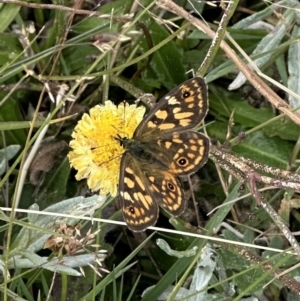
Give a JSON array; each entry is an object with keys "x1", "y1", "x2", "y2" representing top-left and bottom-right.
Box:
[{"x1": 68, "y1": 100, "x2": 145, "y2": 196}]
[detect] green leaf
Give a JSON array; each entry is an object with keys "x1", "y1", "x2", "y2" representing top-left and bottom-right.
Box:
[
  {"x1": 0, "y1": 144, "x2": 20, "y2": 175},
  {"x1": 0, "y1": 94, "x2": 26, "y2": 146},
  {"x1": 0, "y1": 33, "x2": 22, "y2": 67},
  {"x1": 36, "y1": 157, "x2": 71, "y2": 207},
  {"x1": 233, "y1": 131, "x2": 293, "y2": 168},
  {"x1": 0, "y1": 4, "x2": 20, "y2": 32},
  {"x1": 156, "y1": 238, "x2": 198, "y2": 258},
  {"x1": 139, "y1": 20, "x2": 187, "y2": 89},
  {"x1": 72, "y1": 0, "x2": 127, "y2": 34},
  {"x1": 209, "y1": 86, "x2": 300, "y2": 141}
]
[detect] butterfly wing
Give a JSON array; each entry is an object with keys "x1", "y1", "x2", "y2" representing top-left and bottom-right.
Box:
[
  {"x1": 134, "y1": 77, "x2": 208, "y2": 137},
  {"x1": 119, "y1": 153, "x2": 159, "y2": 232},
  {"x1": 158, "y1": 131, "x2": 210, "y2": 175},
  {"x1": 147, "y1": 170, "x2": 185, "y2": 216},
  {"x1": 119, "y1": 153, "x2": 185, "y2": 232}
]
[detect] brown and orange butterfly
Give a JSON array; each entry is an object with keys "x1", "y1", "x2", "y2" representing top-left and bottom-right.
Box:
[{"x1": 117, "y1": 77, "x2": 209, "y2": 231}]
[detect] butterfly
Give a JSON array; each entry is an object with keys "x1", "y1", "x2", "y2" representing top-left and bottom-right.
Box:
[{"x1": 117, "y1": 77, "x2": 210, "y2": 232}]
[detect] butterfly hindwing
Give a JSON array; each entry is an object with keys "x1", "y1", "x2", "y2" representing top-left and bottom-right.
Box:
[
  {"x1": 147, "y1": 171, "x2": 185, "y2": 216},
  {"x1": 119, "y1": 153, "x2": 186, "y2": 231},
  {"x1": 119, "y1": 153, "x2": 159, "y2": 232}
]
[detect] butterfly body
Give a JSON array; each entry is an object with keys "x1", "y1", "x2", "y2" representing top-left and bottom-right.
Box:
[
  {"x1": 120, "y1": 136, "x2": 166, "y2": 168},
  {"x1": 118, "y1": 77, "x2": 210, "y2": 232}
]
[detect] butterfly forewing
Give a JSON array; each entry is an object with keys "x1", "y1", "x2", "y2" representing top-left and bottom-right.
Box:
[{"x1": 134, "y1": 77, "x2": 207, "y2": 137}]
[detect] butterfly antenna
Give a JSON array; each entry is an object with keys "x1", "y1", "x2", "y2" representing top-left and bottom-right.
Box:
[{"x1": 122, "y1": 100, "x2": 128, "y2": 138}]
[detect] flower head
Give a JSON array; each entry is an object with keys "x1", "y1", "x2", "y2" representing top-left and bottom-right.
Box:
[{"x1": 68, "y1": 101, "x2": 145, "y2": 196}]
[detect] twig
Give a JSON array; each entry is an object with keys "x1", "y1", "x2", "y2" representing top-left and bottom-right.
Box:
[
  {"x1": 211, "y1": 145, "x2": 300, "y2": 192},
  {"x1": 210, "y1": 144, "x2": 300, "y2": 257},
  {"x1": 248, "y1": 175, "x2": 300, "y2": 258},
  {"x1": 0, "y1": 0, "x2": 132, "y2": 21},
  {"x1": 198, "y1": 0, "x2": 239, "y2": 76}
]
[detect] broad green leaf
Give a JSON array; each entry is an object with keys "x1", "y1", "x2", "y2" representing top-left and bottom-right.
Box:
[
  {"x1": 209, "y1": 86, "x2": 300, "y2": 141},
  {"x1": 0, "y1": 4, "x2": 20, "y2": 32},
  {"x1": 139, "y1": 20, "x2": 186, "y2": 89},
  {"x1": 0, "y1": 94, "x2": 26, "y2": 146},
  {"x1": 0, "y1": 144, "x2": 20, "y2": 176}
]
